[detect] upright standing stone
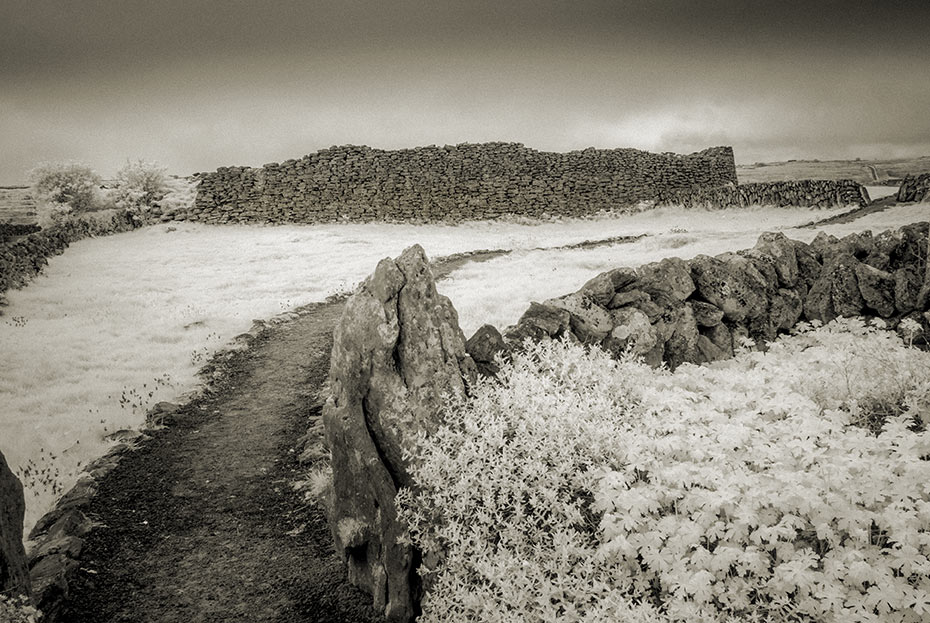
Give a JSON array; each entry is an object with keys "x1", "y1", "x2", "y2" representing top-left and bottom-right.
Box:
[
  {"x1": 323, "y1": 245, "x2": 476, "y2": 622},
  {"x1": 1, "y1": 450, "x2": 29, "y2": 598}
]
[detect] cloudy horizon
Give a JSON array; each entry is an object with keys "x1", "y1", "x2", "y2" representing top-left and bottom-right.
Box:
[{"x1": 2, "y1": 0, "x2": 929, "y2": 183}]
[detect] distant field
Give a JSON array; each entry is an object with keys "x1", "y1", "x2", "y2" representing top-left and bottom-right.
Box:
[
  {"x1": 737, "y1": 156, "x2": 930, "y2": 184},
  {"x1": 0, "y1": 186, "x2": 36, "y2": 224}
]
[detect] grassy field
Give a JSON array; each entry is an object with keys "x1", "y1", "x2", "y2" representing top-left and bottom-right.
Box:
[
  {"x1": 737, "y1": 156, "x2": 930, "y2": 185},
  {"x1": 1, "y1": 202, "x2": 927, "y2": 533}
]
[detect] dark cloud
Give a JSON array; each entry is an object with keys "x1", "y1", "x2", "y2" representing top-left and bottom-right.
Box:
[{"x1": 1, "y1": 1, "x2": 928, "y2": 181}]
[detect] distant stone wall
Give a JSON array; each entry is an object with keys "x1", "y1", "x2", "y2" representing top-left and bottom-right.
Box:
[
  {"x1": 657, "y1": 180, "x2": 870, "y2": 210},
  {"x1": 897, "y1": 174, "x2": 930, "y2": 203},
  {"x1": 182, "y1": 143, "x2": 738, "y2": 224}
]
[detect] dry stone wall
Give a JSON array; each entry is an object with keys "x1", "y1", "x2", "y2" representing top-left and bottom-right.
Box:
[
  {"x1": 657, "y1": 179, "x2": 870, "y2": 210},
  {"x1": 184, "y1": 143, "x2": 738, "y2": 224},
  {"x1": 1, "y1": 450, "x2": 29, "y2": 600},
  {"x1": 0, "y1": 210, "x2": 142, "y2": 301},
  {"x1": 897, "y1": 173, "x2": 930, "y2": 203},
  {"x1": 474, "y1": 222, "x2": 930, "y2": 371},
  {"x1": 325, "y1": 225, "x2": 929, "y2": 620}
]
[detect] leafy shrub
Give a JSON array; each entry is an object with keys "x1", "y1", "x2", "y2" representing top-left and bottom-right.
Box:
[
  {"x1": 398, "y1": 319, "x2": 930, "y2": 623},
  {"x1": 0, "y1": 595, "x2": 41, "y2": 622},
  {"x1": 111, "y1": 160, "x2": 169, "y2": 212},
  {"x1": 28, "y1": 161, "x2": 104, "y2": 226}
]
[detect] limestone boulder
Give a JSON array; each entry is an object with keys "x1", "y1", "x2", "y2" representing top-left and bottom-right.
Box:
[
  {"x1": 770, "y1": 288, "x2": 804, "y2": 332},
  {"x1": 701, "y1": 323, "x2": 734, "y2": 357},
  {"x1": 504, "y1": 302, "x2": 571, "y2": 344},
  {"x1": 690, "y1": 300, "x2": 724, "y2": 327},
  {"x1": 603, "y1": 307, "x2": 656, "y2": 358},
  {"x1": 1, "y1": 450, "x2": 29, "y2": 598},
  {"x1": 635, "y1": 257, "x2": 695, "y2": 307},
  {"x1": 544, "y1": 293, "x2": 612, "y2": 344},
  {"x1": 323, "y1": 244, "x2": 477, "y2": 622},
  {"x1": 810, "y1": 232, "x2": 840, "y2": 262},
  {"x1": 663, "y1": 304, "x2": 700, "y2": 370},
  {"x1": 466, "y1": 324, "x2": 508, "y2": 376},
  {"x1": 579, "y1": 267, "x2": 637, "y2": 306},
  {"x1": 690, "y1": 253, "x2": 769, "y2": 323},
  {"x1": 695, "y1": 334, "x2": 728, "y2": 363},
  {"x1": 855, "y1": 263, "x2": 896, "y2": 318},
  {"x1": 894, "y1": 267, "x2": 923, "y2": 314},
  {"x1": 607, "y1": 288, "x2": 650, "y2": 310},
  {"x1": 792, "y1": 240, "x2": 822, "y2": 295},
  {"x1": 803, "y1": 253, "x2": 865, "y2": 323},
  {"x1": 752, "y1": 232, "x2": 799, "y2": 287}
]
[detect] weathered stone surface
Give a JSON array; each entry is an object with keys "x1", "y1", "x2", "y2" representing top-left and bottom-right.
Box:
[
  {"x1": 695, "y1": 334, "x2": 728, "y2": 363},
  {"x1": 753, "y1": 232, "x2": 799, "y2": 287},
  {"x1": 690, "y1": 253, "x2": 769, "y2": 323},
  {"x1": 545, "y1": 293, "x2": 613, "y2": 344},
  {"x1": 635, "y1": 257, "x2": 695, "y2": 307},
  {"x1": 810, "y1": 232, "x2": 840, "y2": 262},
  {"x1": 466, "y1": 324, "x2": 508, "y2": 376},
  {"x1": 607, "y1": 288, "x2": 650, "y2": 309},
  {"x1": 579, "y1": 267, "x2": 637, "y2": 306},
  {"x1": 603, "y1": 307, "x2": 656, "y2": 357},
  {"x1": 894, "y1": 266, "x2": 923, "y2": 314},
  {"x1": 855, "y1": 263, "x2": 896, "y2": 317},
  {"x1": 793, "y1": 240, "x2": 822, "y2": 294},
  {"x1": 770, "y1": 289, "x2": 804, "y2": 332},
  {"x1": 702, "y1": 323, "x2": 734, "y2": 356},
  {"x1": 838, "y1": 230, "x2": 875, "y2": 260},
  {"x1": 1, "y1": 450, "x2": 29, "y2": 597},
  {"x1": 690, "y1": 300, "x2": 724, "y2": 327},
  {"x1": 504, "y1": 302, "x2": 571, "y2": 343},
  {"x1": 323, "y1": 244, "x2": 477, "y2": 622},
  {"x1": 803, "y1": 253, "x2": 865, "y2": 323},
  {"x1": 663, "y1": 305, "x2": 700, "y2": 370}
]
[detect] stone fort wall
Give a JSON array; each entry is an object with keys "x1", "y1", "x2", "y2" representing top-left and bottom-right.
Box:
[{"x1": 185, "y1": 143, "x2": 739, "y2": 224}]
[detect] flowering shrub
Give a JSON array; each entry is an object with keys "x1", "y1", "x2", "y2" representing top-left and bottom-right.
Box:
[
  {"x1": 28, "y1": 161, "x2": 104, "y2": 226},
  {"x1": 398, "y1": 319, "x2": 930, "y2": 623},
  {"x1": 110, "y1": 159, "x2": 178, "y2": 214},
  {"x1": 0, "y1": 595, "x2": 41, "y2": 622}
]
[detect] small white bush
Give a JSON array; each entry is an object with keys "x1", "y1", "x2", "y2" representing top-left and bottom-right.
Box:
[
  {"x1": 398, "y1": 319, "x2": 930, "y2": 623},
  {"x1": 28, "y1": 161, "x2": 104, "y2": 226},
  {"x1": 111, "y1": 160, "x2": 169, "y2": 212}
]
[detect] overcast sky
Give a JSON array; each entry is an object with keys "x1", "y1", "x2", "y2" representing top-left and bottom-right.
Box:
[{"x1": 2, "y1": 0, "x2": 928, "y2": 182}]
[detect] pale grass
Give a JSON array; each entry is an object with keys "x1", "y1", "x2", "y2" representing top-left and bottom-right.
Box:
[{"x1": 0, "y1": 202, "x2": 925, "y2": 533}]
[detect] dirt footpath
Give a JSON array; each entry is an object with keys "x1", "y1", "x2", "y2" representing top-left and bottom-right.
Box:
[{"x1": 63, "y1": 299, "x2": 385, "y2": 623}]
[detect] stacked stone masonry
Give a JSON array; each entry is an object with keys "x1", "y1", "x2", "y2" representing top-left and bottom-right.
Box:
[
  {"x1": 475, "y1": 222, "x2": 930, "y2": 373},
  {"x1": 324, "y1": 226, "x2": 929, "y2": 622},
  {"x1": 185, "y1": 143, "x2": 738, "y2": 224},
  {"x1": 656, "y1": 179, "x2": 871, "y2": 210},
  {"x1": 897, "y1": 173, "x2": 930, "y2": 203}
]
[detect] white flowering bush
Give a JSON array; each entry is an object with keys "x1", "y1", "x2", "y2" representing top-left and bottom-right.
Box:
[
  {"x1": 28, "y1": 161, "x2": 104, "y2": 226},
  {"x1": 398, "y1": 318, "x2": 930, "y2": 623}
]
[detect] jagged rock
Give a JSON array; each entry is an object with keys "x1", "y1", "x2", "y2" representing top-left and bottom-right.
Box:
[
  {"x1": 838, "y1": 230, "x2": 875, "y2": 260},
  {"x1": 803, "y1": 253, "x2": 865, "y2": 323},
  {"x1": 695, "y1": 334, "x2": 728, "y2": 363},
  {"x1": 894, "y1": 267, "x2": 923, "y2": 314},
  {"x1": 323, "y1": 244, "x2": 477, "y2": 622},
  {"x1": 1, "y1": 450, "x2": 29, "y2": 598},
  {"x1": 752, "y1": 232, "x2": 799, "y2": 287},
  {"x1": 603, "y1": 307, "x2": 656, "y2": 357},
  {"x1": 690, "y1": 300, "x2": 724, "y2": 327},
  {"x1": 579, "y1": 267, "x2": 637, "y2": 306},
  {"x1": 663, "y1": 305, "x2": 700, "y2": 370},
  {"x1": 544, "y1": 293, "x2": 612, "y2": 344},
  {"x1": 504, "y1": 302, "x2": 571, "y2": 344},
  {"x1": 702, "y1": 323, "x2": 734, "y2": 356},
  {"x1": 793, "y1": 240, "x2": 822, "y2": 295},
  {"x1": 466, "y1": 324, "x2": 508, "y2": 376},
  {"x1": 769, "y1": 289, "x2": 803, "y2": 332},
  {"x1": 635, "y1": 257, "x2": 695, "y2": 307},
  {"x1": 855, "y1": 263, "x2": 896, "y2": 317},
  {"x1": 810, "y1": 231, "x2": 842, "y2": 262},
  {"x1": 690, "y1": 253, "x2": 769, "y2": 323},
  {"x1": 607, "y1": 288, "x2": 650, "y2": 309}
]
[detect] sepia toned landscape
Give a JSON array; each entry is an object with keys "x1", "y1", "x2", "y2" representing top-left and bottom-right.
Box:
[{"x1": 2, "y1": 2, "x2": 930, "y2": 623}]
